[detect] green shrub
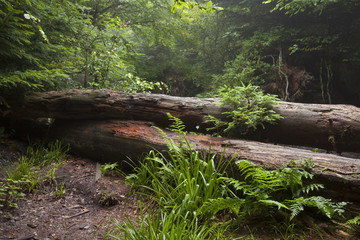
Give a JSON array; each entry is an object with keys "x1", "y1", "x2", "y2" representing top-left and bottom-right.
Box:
[
  {"x1": 212, "y1": 54, "x2": 277, "y2": 89},
  {"x1": 208, "y1": 83, "x2": 282, "y2": 136}
]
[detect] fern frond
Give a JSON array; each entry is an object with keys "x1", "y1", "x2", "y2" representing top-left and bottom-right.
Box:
[
  {"x1": 300, "y1": 183, "x2": 324, "y2": 195},
  {"x1": 220, "y1": 177, "x2": 243, "y2": 191},
  {"x1": 258, "y1": 199, "x2": 289, "y2": 210},
  {"x1": 167, "y1": 112, "x2": 186, "y2": 134},
  {"x1": 286, "y1": 198, "x2": 305, "y2": 220},
  {"x1": 306, "y1": 196, "x2": 335, "y2": 218},
  {"x1": 236, "y1": 160, "x2": 282, "y2": 192},
  {"x1": 236, "y1": 160, "x2": 257, "y2": 177},
  {"x1": 347, "y1": 215, "x2": 360, "y2": 225},
  {"x1": 288, "y1": 196, "x2": 347, "y2": 219},
  {"x1": 201, "y1": 197, "x2": 245, "y2": 215},
  {"x1": 279, "y1": 166, "x2": 315, "y2": 197}
]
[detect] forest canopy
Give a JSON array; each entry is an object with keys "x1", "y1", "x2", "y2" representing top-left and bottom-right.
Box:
[{"x1": 1, "y1": 0, "x2": 359, "y2": 106}]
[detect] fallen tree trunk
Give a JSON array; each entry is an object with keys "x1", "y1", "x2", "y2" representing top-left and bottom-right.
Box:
[
  {"x1": 47, "y1": 119, "x2": 360, "y2": 201},
  {"x1": 7, "y1": 89, "x2": 360, "y2": 152}
]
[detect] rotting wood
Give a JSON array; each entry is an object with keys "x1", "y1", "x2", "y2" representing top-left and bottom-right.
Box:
[
  {"x1": 7, "y1": 89, "x2": 360, "y2": 152},
  {"x1": 47, "y1": 119, "x2": 360, "y2": 202}
]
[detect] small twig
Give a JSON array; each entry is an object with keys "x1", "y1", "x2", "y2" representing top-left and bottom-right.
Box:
[
  {"x1": 65, "y1": 210, "x2": 90, "y2": 219},
  {"x1": 66, "y1": 222, "x2": 77, "y2": 230},
  {"x1": 76, "y1": 174, "x2": 93, "y2": 179},
  {"x1": 67, "y1": 204, "x2": 83, "y2": 210}
]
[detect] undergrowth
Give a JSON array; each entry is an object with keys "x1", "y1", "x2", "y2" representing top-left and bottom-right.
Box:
[
  {"x1": 0, "y1": 140, "x2": 69, "y2": 212},
  {"x1": 105, "y1": 114, "x2": 350, "y2": 239},
  {"x1": 125, "y1": 121, "x2": 233, "y2": 220},
  {"x1": 105, "y1": 202, "x2": 229, "y2": 240},
  {"x1": 200, "y1": 159, "x2": 347, "y2": 221},
  {"x1": 346, "y1": 215, "x2": 360, "y2": 237}
]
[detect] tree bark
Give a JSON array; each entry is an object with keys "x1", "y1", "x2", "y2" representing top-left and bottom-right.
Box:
[
  {"x1": 47, "y1": 119, "x2": 360, "y2": 201},
  {"x1": 8, "y1": 89, "x2": 360, "y2": 152}
]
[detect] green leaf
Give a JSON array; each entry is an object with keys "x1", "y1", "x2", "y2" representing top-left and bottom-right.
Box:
[{"x1": 259, "y1": 199, "x2": 289, "y2": 210}]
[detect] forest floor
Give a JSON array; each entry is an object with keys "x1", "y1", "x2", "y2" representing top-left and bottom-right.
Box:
[
  {"x1": 0, "y1": 138, "x2": 359, "y2": 240},
  {"x1": 0, "y1": 138, "x2": 148, "y2": 240}
]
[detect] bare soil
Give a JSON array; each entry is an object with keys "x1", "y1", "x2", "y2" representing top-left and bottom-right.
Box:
[
  {"x1": 0, "y1": 139, "x2": 359, "y2": 240},
  {"x1": 0, "y1": 140, "x2": 145, "y2": 240}
]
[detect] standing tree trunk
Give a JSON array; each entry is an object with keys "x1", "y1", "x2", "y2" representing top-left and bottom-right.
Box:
[{"x1": 84, "y1": 47, "x2": 89, "y2": 88}]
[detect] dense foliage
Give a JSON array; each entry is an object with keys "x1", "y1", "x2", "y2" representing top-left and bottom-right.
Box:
[
  {"x1": 0, "y1": 0, "x2": 163, "y2": 96},
  {"x1": 105, "y1": 116, "x2": 348, "y2": 239},
  {"x1": 1, "y1": 0, "x2": 359, "y2": 104},
  {"x1": 201, "y1": 0, "x2": 358, "y2": 104}
]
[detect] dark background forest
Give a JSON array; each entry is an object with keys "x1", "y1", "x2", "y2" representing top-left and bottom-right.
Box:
[{"x1": 1, "y1": 0, "x2": 359, "y2": 106}]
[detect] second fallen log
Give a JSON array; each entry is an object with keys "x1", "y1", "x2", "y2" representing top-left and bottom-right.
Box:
[{"x1": 47, "y1": 119, "x2": 360, "y2": 202}]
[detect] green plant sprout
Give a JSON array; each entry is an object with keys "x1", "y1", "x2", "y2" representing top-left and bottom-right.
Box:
[
  {"x1": 54, "y1": 182, "x2": 66, "y2": 199},
  {"x1": 97, "y1": 190, "x2": 118, "y2": 207},
  {"x1": 101, "y1": 162, "x2": 119, "y2": 176}
]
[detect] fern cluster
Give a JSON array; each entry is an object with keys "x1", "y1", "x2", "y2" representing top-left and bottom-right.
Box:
[
  {"x1": 128, "y1": 114, "x2": 347, "y2": 224},
  {"x1": 126, "y1": 114, "x2": 231, "y2": 220},
  {"x1": 201, "y1": 159, "x2": 347, "y2": 221},
  {"x1": 117, "y1": 114, "x2": 351, "y2": 239}
]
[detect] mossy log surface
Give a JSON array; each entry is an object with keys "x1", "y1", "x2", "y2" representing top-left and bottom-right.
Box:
[
  {"x1": 9, "y1": 89, "x2": 360, "y2": 152},
  {"x1": 48, "y1": 120, "x2": 360, "y2": 201}
]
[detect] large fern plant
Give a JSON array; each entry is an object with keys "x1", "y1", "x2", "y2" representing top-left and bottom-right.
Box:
[{"x1": 201, "y1": 159, "x2": 347, "y2": 220}]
